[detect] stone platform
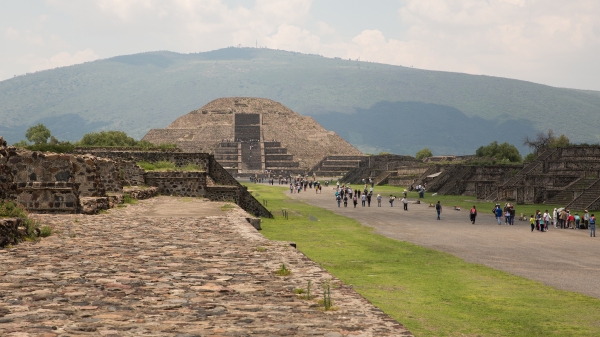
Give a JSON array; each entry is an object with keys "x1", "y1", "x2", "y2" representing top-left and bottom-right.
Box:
[{"x1": 0, "y1": 197, "x2": 411, "y2": 336}]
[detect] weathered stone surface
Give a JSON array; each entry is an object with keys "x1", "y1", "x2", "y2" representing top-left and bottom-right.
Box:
[
  {"x1": 123, "y1": 186, "x2": 158, "y2": 200},
  {"x1": 0, "y1": 197, "x2": 412, "y2": 336}
]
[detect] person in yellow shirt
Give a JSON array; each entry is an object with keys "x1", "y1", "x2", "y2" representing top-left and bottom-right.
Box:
[{"x1": 530, "y1": 215, "x2": 536, "y2": 232}]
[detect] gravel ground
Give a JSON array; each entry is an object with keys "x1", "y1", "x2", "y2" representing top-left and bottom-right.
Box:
[{"x1": 288, "y1": 187, "x2": 600, "y2": 299}]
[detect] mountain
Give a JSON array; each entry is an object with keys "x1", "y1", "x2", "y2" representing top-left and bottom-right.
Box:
[{"x1": 1, "y1": 47, "x2": 599, "y2": 156}]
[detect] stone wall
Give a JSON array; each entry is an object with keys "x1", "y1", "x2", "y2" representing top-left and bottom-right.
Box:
[
  {"x1": 117, "y1": 161, "x2": 146, "y2": 186},
  {"x1": 145, "y1": 171, "x2": 207, "y2": 197},
  {"x1": 0, "y1": 137, "x2": 121, "y2": 214}
]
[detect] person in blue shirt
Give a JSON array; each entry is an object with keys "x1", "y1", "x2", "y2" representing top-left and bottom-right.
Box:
[{"x1": 494, "y1": 204, "x2": 503, "y2": 225}]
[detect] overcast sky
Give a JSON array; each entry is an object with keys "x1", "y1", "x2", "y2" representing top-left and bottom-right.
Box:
[{"x1": 2, "y1": 0, "x2": 600, "y2": 90}]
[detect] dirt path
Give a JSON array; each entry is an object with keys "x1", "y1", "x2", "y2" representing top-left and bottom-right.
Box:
[{"x1": 288, "y1": 187, "x2": 600, "y2": 299}]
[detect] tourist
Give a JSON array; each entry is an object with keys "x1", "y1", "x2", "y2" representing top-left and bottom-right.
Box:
[
  {"x1": 553, "y1": 208, "x2": 558, "y2": 228},
  {"x1": 402, "y1": 197, "x2": 408, "y2": 211},
  {"x1": 539, "y1": 213, "x2": 545, "y2": 232},
  {"x1": 361, "y1": 194, "x2": 366, "y2": 207},
  {"x1": 376, "y1": 194, "x2": 382, "y2": 207},
  {"x1": 367, "y1": 193, "x2": 372, "y2": 207},
  {"x1": 575, "y1": 213, "x2": 581, "y2": 229},
  {"x1": 353, "y1": 195, "x2": 358, "y2": 208},
  {"x1": 567, "y1": 213, "x2": 575, "y2": 229},
  {"x1": 559, "y1": 209, "x2": 568, "y2": 229},
  {"x1": 584, "y1": 210, "x2": 590, "y2": 229},
  {"x1": 544, "y1": 210, "x2": 551, "y2": 231},
  {"x1": 510, "y1": 205, "x2": 516, "y2": 225},
  {"x1": 435, "y1": 201, "x2": 442, "y2": 220},
  {"x1": 504, "y1": 208, "x2": 511, "y2": 225},
  {"x1": 343, "y1": 194, "x2": 348, "y2": 207},
  {"x1": 289, "y1": 183, "x2": 294, "y2": 194},
  {"x1": 336, "y1": 194, "x2": 341, "y2": 207},
  {"x1": 403, "y1": 190, "x2": 407, "y2": 198},
  {"x1": 470, "y1": 206, "x2": 477, "y2": 224},
  {"x1": 494, "y1": 204, "x2": 503, "y2": 225},
  {"x1": 389, "y1": 195, "x2": 395, "y2": 207},
  {"x1": 530, "y1": 214, "x2": 536, "y2": 232},
  {"x1": 590, "y1": 214, "x2": 596, "y2": 237}
]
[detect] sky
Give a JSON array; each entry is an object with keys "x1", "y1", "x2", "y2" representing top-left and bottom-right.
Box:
[{"x1": 2, "y1": 0, "x2": 600, "y2": 91}]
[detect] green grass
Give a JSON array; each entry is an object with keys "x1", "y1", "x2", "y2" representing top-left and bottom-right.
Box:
[
  {"x1": 123, "y1": 194, "x2": 138, "y2": 204},
  {"x1": 137, "y1": 161, "x2": 204, "y2": 172},
  {"x1": 249, "y1": 183, "x2": 600, "y2": 337}
]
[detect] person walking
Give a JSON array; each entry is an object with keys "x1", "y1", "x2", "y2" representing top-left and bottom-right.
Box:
[
  {"x1": 377, "y1": 194, "x2": 382, "y2": 207},
  {"x1": 584, "y1": 210, "x2": 590, "y2": 229},
  {"x1": 435, "y1": 201, "x2": 442, "y2": 220},
  {"x1": 402, "y1": 197, "x2": 408, "y2": 211},
  {"x1": 352, "y1": 195, "x2": 358, "y2": 208},
  {"x1": 494, "y1": 204, "x2": 503, "y2": 225},
  {"x1": 590, "y1": 214, "x2": 596, "y2": 237},
  {"x1": 470, "y1": 206, "x2": 477, "y2": 224},
  {"x1": 336, "y1": 194, "x2": 341, "y2": 207},
  {"x1": 361, "y1": 194, "x2": 366, "y2": 207},
  {"x1": 389, "y1": 195, "x2": 395, "y2": 207},
  {"x1": 367, "y1": 193, "x2": 372, "y2": 207}
]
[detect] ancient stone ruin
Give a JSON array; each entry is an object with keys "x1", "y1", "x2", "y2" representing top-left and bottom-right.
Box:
[
  {"x1": 393, "y1": 146, "x2": 600, "y2": 210},
  {"x1": 143, "y1": 97, "x2": 363, "y2": 175},
  {"x1": 0, "y1": 137, "x2": 271, "y2": 217}
]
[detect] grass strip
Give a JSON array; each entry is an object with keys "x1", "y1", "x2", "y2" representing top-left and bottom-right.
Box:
[{"x1": 249, "y1": 184, "x2": 600, "y2": 337}]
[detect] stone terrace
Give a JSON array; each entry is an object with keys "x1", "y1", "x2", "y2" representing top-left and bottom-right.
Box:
[{"x1": 0, "y1": 197, "x2": 412, "y2": 337}]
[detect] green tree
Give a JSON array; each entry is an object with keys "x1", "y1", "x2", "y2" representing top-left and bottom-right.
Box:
[
  {"x1": 475, "y1": 141, "x2": 522, "y2": 162},
  {"x1": 416, "y1": 148, "x2": 433, "y2": 160},
  {"x1": 76, "y1": 131, "x2": 138, "y2": 147},
  {"x1": 549, "y1": 134, "x2": 570, "y2": 148},
  {"x1": 523, "y1": 129, "x2": 570, "y2": 154},
  {"x1": 25, "y1": 123, "x2": 51, "y2": 145},
  {"x1": 12, "y1": 140, "x2": 29, "y2": 148}
]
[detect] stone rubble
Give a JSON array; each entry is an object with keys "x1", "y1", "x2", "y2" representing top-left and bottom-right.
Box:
[{"x1": 0, "y1": 197, "x2": 412, "y2": 337}]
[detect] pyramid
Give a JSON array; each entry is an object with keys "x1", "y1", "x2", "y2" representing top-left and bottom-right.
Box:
[{"x1": 142, "y1": 97, "x2": 363, "y2": 173}]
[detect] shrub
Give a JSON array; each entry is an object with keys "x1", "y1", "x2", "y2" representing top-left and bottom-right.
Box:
[
  {"x1": 0, "y1": 201, "x2": 29, "y2": 218},
  {"x1": 274, "y1": 263, "x2": 291, "y2": 276},
  {"x1": 39, "y1": 226, "x2": 52, "y2": 237}
]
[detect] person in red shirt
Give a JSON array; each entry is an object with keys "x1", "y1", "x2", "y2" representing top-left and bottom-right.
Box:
[{"x1": 568, "y1": 213, "x2": 576, "y2": 229}]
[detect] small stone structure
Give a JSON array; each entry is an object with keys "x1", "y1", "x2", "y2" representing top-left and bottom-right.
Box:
[
  {"x1": 338, "y1": 154, "x2": 422, "y2": 184},
  {"x1": 0, "y1": 218, "x2": 26, "y2": 247},
  {"x1": 72, "y1": 148, "x2": 272, "y2": 217},
  {"x1": 142, "y1": 97, "x2": 363, "y2": 174},
  {"x1": 1, "y1": 137, "x2": 271, "y2": 217},
  {"x1": 495, "y1": 146, "x2": 600, "y2": 209}
]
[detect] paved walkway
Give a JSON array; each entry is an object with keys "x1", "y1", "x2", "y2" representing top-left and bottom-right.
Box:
[
  {"x1": 0, "y1": 197, "x2": 412, "y2": 337},
  {"x1": 288, "y1": 187, "x2": 600, "y2": 299}
]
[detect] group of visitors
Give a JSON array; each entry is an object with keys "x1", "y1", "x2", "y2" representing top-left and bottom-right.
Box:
[
  {"x1": 289, "y1": 178, "x2": 323, "y2": 194},
  {"x1": 493, "y1": 203, "x2": 516, "y2": 225}
]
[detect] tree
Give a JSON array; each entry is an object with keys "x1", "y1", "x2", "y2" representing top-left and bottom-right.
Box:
[
  {"x1": 12, "y1": 140, "x2": 29, "y2": 148},
  {"x1": 475, "y1": 141, "x2": 522, "y2": 163},
  {"x1": 25, "y1": 123, "x2": 51, "y2": 145},
  {"x1": 76, "y1": 131, "x2": 138, "y2": 147},
  {"x1": 416, "y1": 148, "x2": 433, "y2": 160},
  {"x1": 523, "y1": 129, "x2": 570, "y2": 154}
]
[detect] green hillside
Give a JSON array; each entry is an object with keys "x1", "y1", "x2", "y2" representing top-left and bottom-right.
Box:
[{"x1": 1, "y1": 47, "x2": 599, "y2": 155}]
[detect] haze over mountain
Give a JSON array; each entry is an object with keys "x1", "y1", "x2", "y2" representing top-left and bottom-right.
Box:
[{"x1": 1, "y1": 47, "x2": 599, "y2": 156}]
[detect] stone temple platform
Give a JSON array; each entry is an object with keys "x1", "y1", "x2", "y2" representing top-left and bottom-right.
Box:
[{"x1": 0, "y1": 197, "x2": 412, "y2": 336}]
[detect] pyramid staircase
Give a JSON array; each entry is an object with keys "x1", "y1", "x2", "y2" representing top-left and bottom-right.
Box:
[
  {"x1": 566, "y1": 178, "x2": 600, "y2": 211},
  {"x1": 436, "y1": 167, "x2": 474, "y2": 195}
]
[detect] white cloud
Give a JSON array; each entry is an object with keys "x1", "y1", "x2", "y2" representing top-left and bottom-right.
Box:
[{"x1": 3, "y1": 0, "x2": 600, "y2": 89}]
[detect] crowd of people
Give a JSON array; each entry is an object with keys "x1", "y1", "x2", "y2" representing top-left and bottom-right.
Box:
[{"x1": 250, "y1": 175, "x2": 597, "y2": 237}]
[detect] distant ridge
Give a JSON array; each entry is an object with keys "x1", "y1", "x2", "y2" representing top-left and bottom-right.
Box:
[{"x1": 1, "y1": 47, "x2": 599, "y2": 155}]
